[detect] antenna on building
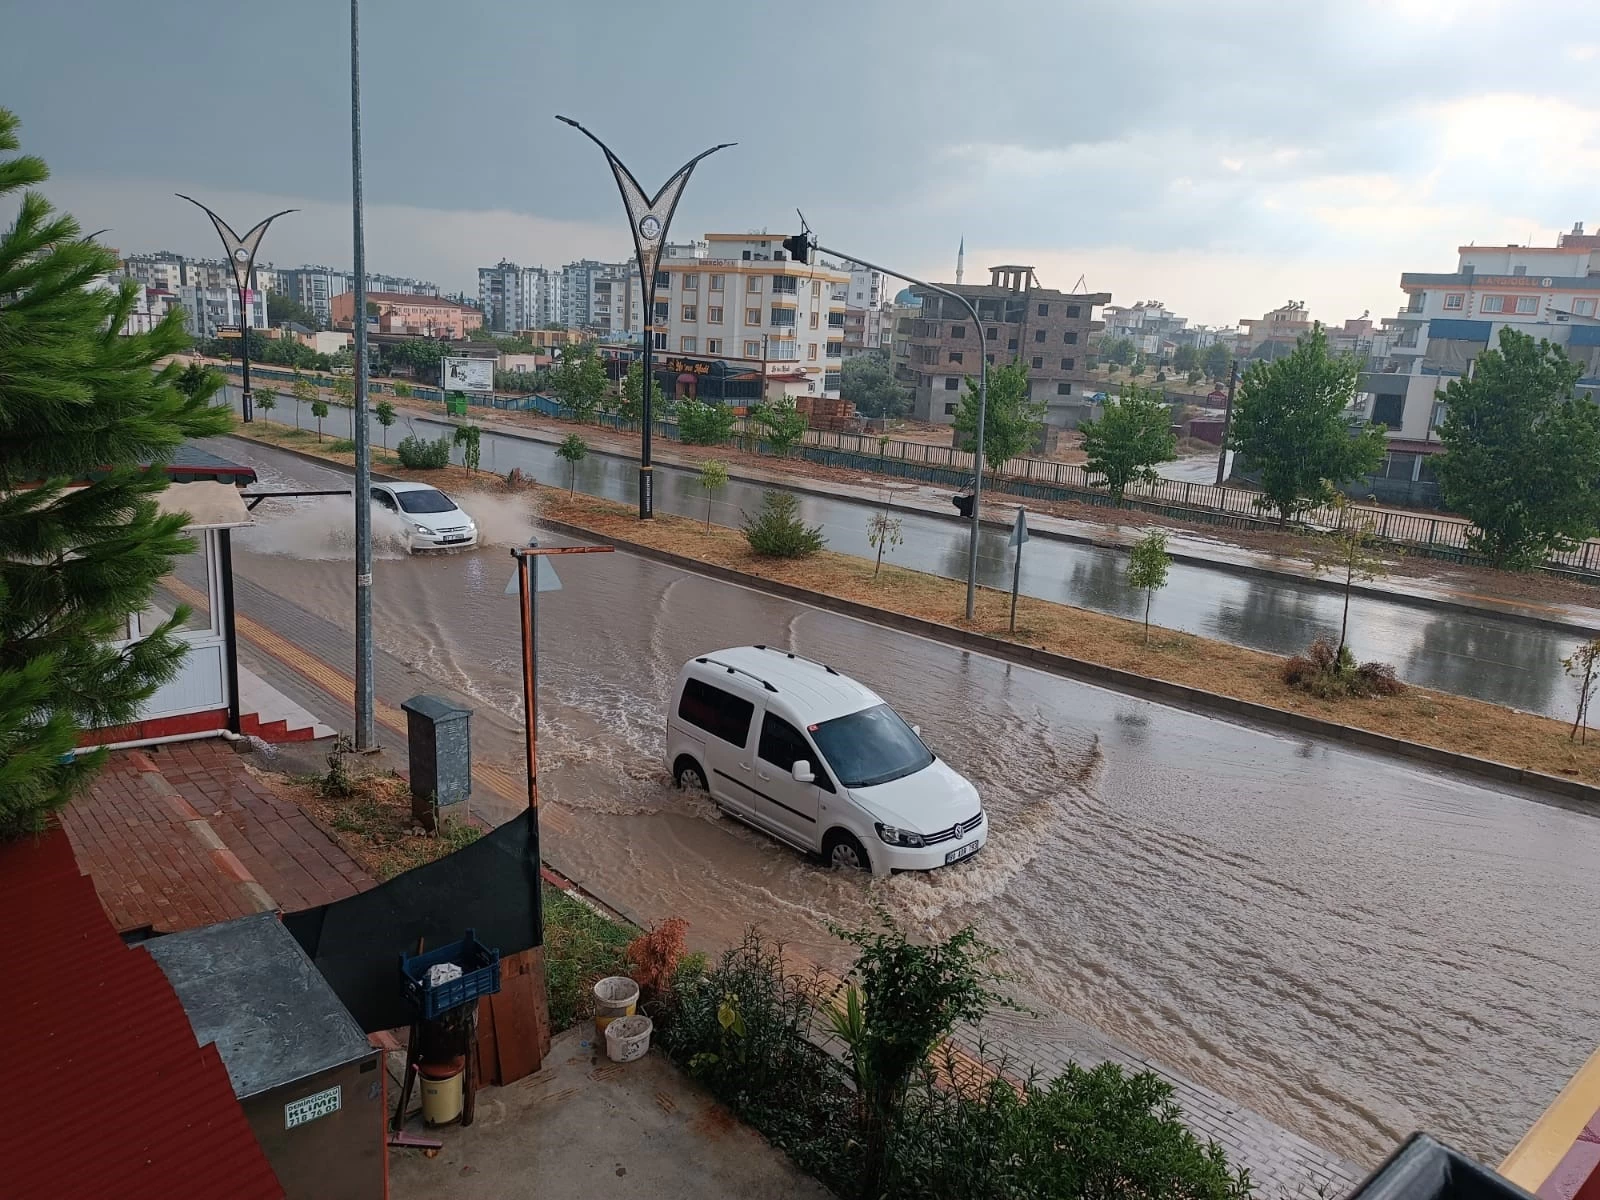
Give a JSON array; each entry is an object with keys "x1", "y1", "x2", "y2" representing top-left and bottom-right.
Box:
[
  {"x1": 1072, "y1": 273, "x2": 1087, "y2": 294},
  {"x1": 956, "y1": 236, "x2": 964, "y2": 285}
]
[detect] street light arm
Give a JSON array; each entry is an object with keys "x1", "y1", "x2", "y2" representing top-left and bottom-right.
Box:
[{"x1": 811, "y1": 241, "x2": 989, "y2": 621}]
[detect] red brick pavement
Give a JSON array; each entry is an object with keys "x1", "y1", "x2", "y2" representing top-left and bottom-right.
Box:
[{"x1": 62, "y1": 739, "x2": 373, "y2": 934}]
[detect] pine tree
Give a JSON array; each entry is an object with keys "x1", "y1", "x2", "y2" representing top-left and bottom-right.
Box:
[{"x1": 0, "y1": 109, "x2": 231, "y2": 838}]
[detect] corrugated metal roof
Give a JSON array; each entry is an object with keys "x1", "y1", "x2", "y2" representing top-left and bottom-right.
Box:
[{"x1": 0, "y1": 827, "x2": 283, "y2": 1200}]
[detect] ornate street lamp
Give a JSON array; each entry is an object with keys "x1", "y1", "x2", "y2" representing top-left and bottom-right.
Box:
[
  {"x1": 176, "y1": 195, "x2": 294, "y2": 423},
  {"x1": 556, "y1": 116, "x2": 732, "y2": 518}
]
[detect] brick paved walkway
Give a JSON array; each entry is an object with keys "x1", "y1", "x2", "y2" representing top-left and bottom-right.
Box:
[{"x1": 63, "y1": 739, "x2": 373, "y2": 934}]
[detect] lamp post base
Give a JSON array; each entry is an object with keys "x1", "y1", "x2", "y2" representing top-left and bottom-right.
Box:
[
  {"x1": 241, "y1": 387, "x2": 253, "y2": 424},
  {"x1": 638, "y1": 465, "x2": 653, "y2": 520}
]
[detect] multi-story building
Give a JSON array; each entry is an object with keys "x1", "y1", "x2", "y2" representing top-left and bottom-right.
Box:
[
  {"x1": 329, "y1": 291, "x2": 482, "y2": 339},
  {"x1": 1239, "y1": 300, "x2": 1315, "y2": 360},
  {"x1": 653, "y1": 232, "x2": 850, "y2": 401},
  {"x1": 121, "y1": 252, "x2": 187, "y2": 293},
  {"x1": 478, "y1": 260, "x2": 527, "y2": 332},
  {"x1": 1360, "y1": 222, "x2": 1600, "y2": 450},
  {"x1": 1101, "y1": 300, "x2": 1188, "y2": 357},
  {"x1": 894, "y1": 265, "x2": 1109, "y2": 428},
  {"x1": 273, "y1": 266, "x2": 351, "y2": 327},
  {"x1": 176, "y1": 285, "x2": 267, "y2": 340},
  {"x1": 835, "y1": 261, "x2": 890, "y2": 358}
]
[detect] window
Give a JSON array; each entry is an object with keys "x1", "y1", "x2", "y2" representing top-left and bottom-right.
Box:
[
  {"x1": 707, "y1": 338, "x2": 722, "y2": 355},
  {"x1": 744, "y1": 340, "x2": 761, "y2": 357},
  {"x1": 708, "y1": 306, "x2": 723, "y2": 324},
  {"x1": 944, "y1": 377, "x2": 960, "y2": 390},
  {"x1": 824, "y1": 371, "x2": 841, "y2": 391},
  {"x1": 827, "y1": 341, "x2": 842, "y2": 358},
  {"x1": 772, "y1": 274, "x2": 798, "y2": 294},
  {"x1": 1443, "y1": 293, "x2": 1465, "y2": 310},
  {"x1": 1513, "y1": 265, "x2": 1527, "y2": 276},
  {"x1": 1063, "y1": 331, "x2": 1078, "y2": 344},
  {"x1": 1057, "y1": 382, "x2": 1072, "y2": 395},
  {"x1": 677, "y1": 679, "x2": 754, "y2": 747},
  {"x1": 986, "y1": 327, "x2": 997, "y2": 340},
  {"x1": 709, "y1": 274, "x2": 724, "y2": 292},
  {"x1": 652, "y1": 331, "x2": 667, "y2": 350},
  {"x1": 809, "y1": 704, "x2": 933, "y2": 789},
  {"x1": 681, "y1": 336, "x2": 697, "y2": 353},
  {"x1": 949, "y1": 351, "x2": 963, "y2": 364},
  {"x1": 1066, "y1": 305, "x2": 1081, "y2": 318},
  {"x1": 808, "y1": 344, "x2": 818, "y2": 360},
  {"x1": 1372, "y1": 394, "x2": 1404, "y2": 427},
  {"x1": 1481, "y1": 296, "x2": 1505, "y2": 313},
  {"x1": 1034, "y1": 329, "x2": 1046, "y2": 342},
  {"x1": 810, "y1": 311, "x2": 819, "y2": 329},
  {"x1": 944, "y1": 402, "x2": 958, "y2": 416},
  {"x1": 653, "y1": 301, "x2": 669, "y2": 323},
  {"x1": 812, "y1": 280, "x2": 822, "y2": 297},
  {"x1": 827, "y1": 312, "x2": 844, "y2": 328},
  {"x1": 1575, "y1": 299, "x2": 1596, "y2": 316},
  {"x1": 1060, "y1": 356, "x2": 1075, "y2": 370},
  {"x1": 681, "y1": 304, "x2": 697, "y2": 322},
  {"x1": 759, "y1": 712, "x2": 815, "y2": 775},
  {"x1": 770, "y1": 307, "x2": 797, "y2": 327},
  {"x1": 746, "y1": 308, "x2": 761, "y2": 326},
  {"x1": 682, "y1": 273, "x2": 699, "y2": 290},
  {"x1": 747, "y1": 276, "x2": 763, "y2": 294},
  {"x1": 1515, "y1": 296, "x2": 1538, "y2": 314},
  {"x1": 951, "y1": 325, "x2": 965, "y2": 339},
  {"x1": 1007, "y1": 338, "x2": 1018, "y2": 351},
  {"x1": 1031, "y1": 356, "x2": 1043, "y2": 369},
  {"x1": 986, "y1": 353, "x2": 995, "y2": 364},
  {"x1": 655, "y1": 271, "x2": 670, "y2": 290},
  {"x1": 1037, "y1": 304, "x2": 1049, "y2": 317}
]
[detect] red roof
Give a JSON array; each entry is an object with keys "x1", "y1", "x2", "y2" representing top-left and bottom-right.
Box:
[{"x1": 0, "y1": 827, "x2": 283, "y2": 1199}]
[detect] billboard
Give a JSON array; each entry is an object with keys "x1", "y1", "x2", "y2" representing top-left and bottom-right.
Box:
[{"x1": 442, "y1": 356, "x2": 494, "y2": 393}]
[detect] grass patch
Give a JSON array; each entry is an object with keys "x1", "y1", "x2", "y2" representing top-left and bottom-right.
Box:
[
  {"x1": 543, "y1": 884, "x2": 635, "y2": 1032},
  {"x1": 328, "y1": 437, "x2": 356, "y2": 453}
]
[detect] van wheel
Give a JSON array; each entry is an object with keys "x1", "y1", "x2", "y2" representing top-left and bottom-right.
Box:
[
  {"x1": 823, "y1": 830, "x2": 870, "y2": 873},
  {"x1": 673, "y1": 757, "x2": 708, "y2": 792}
]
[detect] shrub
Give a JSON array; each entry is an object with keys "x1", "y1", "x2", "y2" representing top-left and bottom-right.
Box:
[
  {"x1": 677, "y1": 397, "x2": 737, "y2": 445},
  {"x1": 328, "y1": 438, "x2": 356, "y2": 454},
  {"x1": 396, "y1": 433, "x2": 451, "y2": 470},
  {"x1": 1282, "y1": 637, "x2": 1404, "y2": 699},
  {"x1": 626, "y1": 916, "x2": 688, "y2": 1007},
  {"x1": 743, "y1": 491, "x2": 824, "y2": 558}
]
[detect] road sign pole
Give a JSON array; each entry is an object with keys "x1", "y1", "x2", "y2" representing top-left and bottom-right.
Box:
[{"x1": 1008, "y1": 507, "x2": 1029, "y2": 633}]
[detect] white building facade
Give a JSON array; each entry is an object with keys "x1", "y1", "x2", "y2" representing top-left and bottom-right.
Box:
[{"x1": 177, "y1": 285, "x2": 267, "y2": 340}]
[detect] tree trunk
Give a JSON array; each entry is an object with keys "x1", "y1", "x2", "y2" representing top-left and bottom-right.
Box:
[
  {"x1": 1338, "y1": 563, "x2": 1353, "y2": 661},
  {"x1": 875, "y1": 539, "x2": 885, "y2": 578},
  {"x1": 705, "y1": 494, "x2": 712, "y2": 530},
  {"x1": 1144, "y1": 589, "x2": 1152, "y2": 644},
  {"x1": 568, "y1": 462, "x2": 576, "y2": 493}
]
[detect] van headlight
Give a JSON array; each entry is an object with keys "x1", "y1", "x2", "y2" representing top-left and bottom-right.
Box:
[
  {"x1": 414, "y1": 523, "x2": 431, "y2": 534},
  {"x1": 875, "y1": 823, "x2": 925, "y2": 848}
]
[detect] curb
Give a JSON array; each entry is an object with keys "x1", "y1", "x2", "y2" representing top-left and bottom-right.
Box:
[
  {"x1": 536, "y1": 516, "x2": 1600, "y2": 809},
  {"x1": 369, "y1": 403, "x2": 1600, "y2": 638}
]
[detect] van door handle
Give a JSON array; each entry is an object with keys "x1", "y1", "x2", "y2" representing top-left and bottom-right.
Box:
[
  {"x1": 756, "y1": 770, "x2": 772, "y2": 782},
  {"x1": 738, "y1": 762, "x2": 751, "y2": 771}
]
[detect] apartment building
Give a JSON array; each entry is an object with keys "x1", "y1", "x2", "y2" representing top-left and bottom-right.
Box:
[
  {"x1": 1101, "y1": 300, "x2": 1188, "y2": 357},
  {"x1": 894, "y1": 265, "x2": 1109, "y2": 427},
  {"x1": 479, "y1": 260, "x2": 527, "y2": 332},
  {"x1": 836, "y1": 261, "x2": 890, "y2": 357},
  {"x1": 176, "y1": 285, "x2": 267, "y2": 340},
  {"x1": 653, "y1": 233, "x2": 850, "y2": 401}
]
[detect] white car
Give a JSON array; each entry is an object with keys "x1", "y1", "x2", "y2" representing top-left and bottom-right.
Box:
[
  {"x1": 369, "y1": 482, "x2": 478, "y2": 552},
  {"x1": 665, "y1": 646, "x2": 986, "y2": 875}
]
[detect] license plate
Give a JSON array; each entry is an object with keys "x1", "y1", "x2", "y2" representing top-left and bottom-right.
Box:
[
  {"x1": 945, "y1": 840, "x2": 979, "y2": 864},
  {"x1": 443, "y1": 535, "x2": 468, "y2": 543}
]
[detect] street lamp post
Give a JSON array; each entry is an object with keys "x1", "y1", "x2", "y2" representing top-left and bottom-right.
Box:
[
  {"x1": 791, "y1": 234, "x2": 989, "y2": 621},
  {"x1": 556, "y1": 116, "x2": 733, "y2": 519},
  {"x1": 176, "y1": 195, "x2": 294, "y2": 424}
]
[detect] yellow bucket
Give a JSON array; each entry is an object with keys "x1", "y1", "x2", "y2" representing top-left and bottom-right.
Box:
[{"x1": 593, "y1": 976, "x2": 639, "y2": 1035}]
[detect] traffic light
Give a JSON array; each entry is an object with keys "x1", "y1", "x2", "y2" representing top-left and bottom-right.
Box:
[{"x1": 782, "y1": 232, "x2": 811, "y2": 264}]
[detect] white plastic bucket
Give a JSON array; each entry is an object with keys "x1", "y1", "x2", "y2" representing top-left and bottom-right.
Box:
[
  {"x1": 593, "y1": 976, "x2": 640, "y2": 1035},
  {"x1": 605, "y1": 1014, "x2": 654, "y2": 1063}
]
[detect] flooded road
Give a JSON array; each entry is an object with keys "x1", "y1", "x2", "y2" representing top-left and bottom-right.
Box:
[
  {"x1": 230, "y1": 389, "x2": 1587, "y2": 719},
  {"x1": 213, "y1": 436, "x2": 1600, "y2": 1166}
]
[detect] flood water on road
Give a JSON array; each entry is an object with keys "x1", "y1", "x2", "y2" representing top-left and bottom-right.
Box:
[
  {"x1": 213, "y1": 435, "x2": 1600, "y2": 1167},
  {"x1": 229, "y1": 389, "x2": 1587, "y2": 719}
]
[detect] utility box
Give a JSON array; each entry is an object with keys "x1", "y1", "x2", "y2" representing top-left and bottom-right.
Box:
[
  {"x1": 401, "y1": 693, "x2": 472, "y2": 827},
  {"x1": 145, "y1": 913, "x2": 384, "y2": 1200}
]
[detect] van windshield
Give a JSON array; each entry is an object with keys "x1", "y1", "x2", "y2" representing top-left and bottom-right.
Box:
[
  {"x1": 808, "y1": 704, "x2": 932, "y2": 789},
  {"x1": 396, "y1": 489, "x2": 457, "y2": 514}
]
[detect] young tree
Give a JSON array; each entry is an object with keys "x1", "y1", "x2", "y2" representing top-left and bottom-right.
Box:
[
  {"x1": 1202, "y1": 341, "x2": 1232, "y2": 380},
  {"x1": 1126, "y1": 530, "x2": 1171, "y2": 645},
  {"x1": 1433, "y1": 328, "x2": 1600, "y2": 570},
  {"x1": 290, "y1": 373, "x2": 317, "y2": 431},
  {"x1": 866, "y1": 510, "x2": 904, "y2": 577},
  {"x1": 556, "y1": 433, "x2": 587, "y2": 492},
  {"x1": 332, "y1": 373, "x2": 355, "y2": 407},
  {"x1": 1079, "y1": 383, "x2": 1177, "y2": 504},
  {"x1": 1103, "y1": 336, "x2": 1136, "y2": 366},
  {"x1": 374, "y1": 400, "x2": 396, "y2": 448},
  {"x1": 554, "y1": 345, "x2": 606, "y2": 419},
  {"x1": 699, "y1": 458, "x2": 728, "y2": 528},
  {"x1": 952, "y1": 360, "x2": 1043, "y2": 475},
  {"x1": 453, "y1": 423, "x2": 482, "y2": 473},
  {"x1": 1563, "y1": 638, "x2": 1600, "y2": 744},
  {"x1": 676, "y1": 398, "x2": 737, "y2": 445},
  {"x1": 254, "y1": 387, "x2": 277, "y2": 420},
  {"x1": 743, "y1": 491, "x2": 825, "y2": 557},
  {"x1": 1311, "y1": 495, "x2": 1387, "y2": 662},
  {"x1": 1186, "y1": 368, "x2": 1203, "y2": 386},
  {"x1": 310, "y1": 398, "x2": 329, "y2": 441},
  {"x1": 617, "y1": 360, "x2": 644, "y2": 426},
  {"x1": 176, "y1": 360, "x2": 217, "y2": 400},
  {"x1": 1172, "y1": 344, "x2": 1198, "y2": 373},
  {"x1": 1225, "y1": 324, "x2": 1385, "y2": 526},
  {"x1": 841, "y1": 350, "x2": 906, "y2": 419},
  {"x1": 750, "y1": 398, "x2": 808, "y2": 456},
  {"x1": 0, "y1": 109, "x2": 232, "y2": 837},
  {"x1": 393, "y1": 381, "x2": 412, "y2": 399},
  {"x1": 266, "y1": 291, "x2": 317, "y2": 329}
]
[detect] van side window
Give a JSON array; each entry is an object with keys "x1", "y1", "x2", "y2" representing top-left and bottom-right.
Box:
[
  {"x1": 678, "y1": 678, "x2": 754, "y2": 747},
  {"x1": 758, "y1": 714, "x2": 834, "y2": 792}
]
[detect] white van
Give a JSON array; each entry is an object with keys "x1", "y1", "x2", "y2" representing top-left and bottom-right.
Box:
[{"x1": 665, "y1": 646, "x2": 986, "y2": 875}]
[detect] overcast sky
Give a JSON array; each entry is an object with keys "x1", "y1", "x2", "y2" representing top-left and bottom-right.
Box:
[{"x1": 5, "y1": 0, "x2": 1597, "y2": 326}]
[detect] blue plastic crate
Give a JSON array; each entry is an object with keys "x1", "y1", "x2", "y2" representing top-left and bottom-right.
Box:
[{"x1": 399, "y1": 929, "x2": 502, "y2": 1019}]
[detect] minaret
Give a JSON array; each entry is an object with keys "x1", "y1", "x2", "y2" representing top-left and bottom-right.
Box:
[{"x1": 956, "y1": 236, "x2": 965, "y2": 285}]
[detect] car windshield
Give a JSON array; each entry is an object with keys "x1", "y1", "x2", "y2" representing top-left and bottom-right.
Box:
[
  {"x1": 808, "y1": 704, "x2": 932, "y2": 789},
  {"x1": 395, "y1": 489, "x2": 457, "y2": 515}
]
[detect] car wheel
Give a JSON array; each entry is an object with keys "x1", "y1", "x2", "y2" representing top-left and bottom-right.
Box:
[
  {"x1": 673, "y1": 758, "x2": 708, "y2": 792},
  {"x1": 823, "y1": 830, "x2": 870, "y2": 872}
]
